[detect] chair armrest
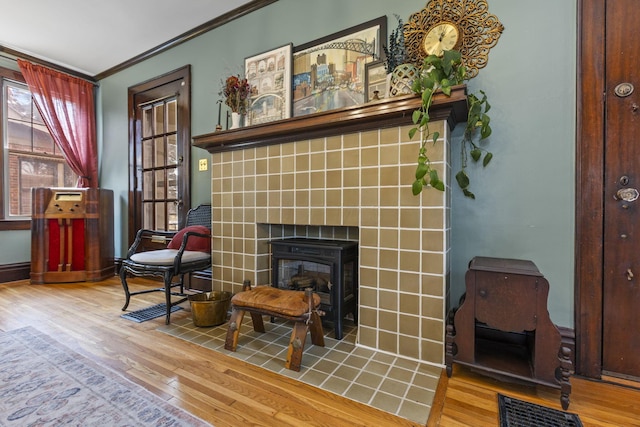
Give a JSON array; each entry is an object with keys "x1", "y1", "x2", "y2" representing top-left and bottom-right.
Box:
[
  {"x1": 176, "y1": 230, "x2": 211, "y2": 250},
  {"x1": 172, "y1": 230, "x2": 212, "y2": 270}
]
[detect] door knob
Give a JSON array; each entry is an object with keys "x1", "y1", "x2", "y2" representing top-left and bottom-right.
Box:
[
  {"x1": 614, "y1": 82, "x2": 634, "y2": 97},
  {"x1": 614, "y1": 188, "x2": 639, "y2": 202}
]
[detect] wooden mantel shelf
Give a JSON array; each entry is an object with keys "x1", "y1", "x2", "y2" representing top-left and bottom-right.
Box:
[{"x1": 193, "y1": 85, "x2": 468, "y2": 154}]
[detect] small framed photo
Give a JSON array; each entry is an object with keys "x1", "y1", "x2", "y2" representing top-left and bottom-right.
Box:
[
  {"x1": 364, "y1": 60, "x2": 388, "y2": 102},
  {"x1": 244, "y1": 43, "x2": 292, "y2": 126},
  {"x1": 292, "y1": 16, "x2": 386, "y2": 116}
]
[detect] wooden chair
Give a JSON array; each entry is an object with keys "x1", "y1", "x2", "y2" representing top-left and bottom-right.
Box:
[{"x1": 119, "y1": 204, "x2": 212, "y2": 324}]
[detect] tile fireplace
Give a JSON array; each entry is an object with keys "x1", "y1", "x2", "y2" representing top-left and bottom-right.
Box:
[{"x1": 194, "y1": 90, "x2": 467, "y2": 365}]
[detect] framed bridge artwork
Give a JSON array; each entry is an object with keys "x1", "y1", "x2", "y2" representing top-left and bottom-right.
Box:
[{"x1": 292, "y1": 16, "x2": 386, "y2": 117}]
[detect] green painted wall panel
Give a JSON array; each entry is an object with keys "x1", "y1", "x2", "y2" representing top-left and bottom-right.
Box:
[{"x1": 2, "y1": 0, "x2": 577, "y2": 327}]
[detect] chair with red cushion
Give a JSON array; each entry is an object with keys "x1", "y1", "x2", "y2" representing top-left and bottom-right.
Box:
[{"x1": 119, "y1": 204, "x2": 212, "y2": 324}]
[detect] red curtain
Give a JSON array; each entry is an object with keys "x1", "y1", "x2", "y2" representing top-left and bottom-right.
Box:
[{"x1": 17, "y1": 60, "x2": 98, "y2": 188}]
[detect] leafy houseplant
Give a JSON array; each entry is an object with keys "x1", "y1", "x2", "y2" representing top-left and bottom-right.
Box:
[
  {"x1": 409, "y1": 50, "x2": 493, "y2": 199},
  {"x1": 383, "y1": 14, "x2": 407, "y2": 74}
]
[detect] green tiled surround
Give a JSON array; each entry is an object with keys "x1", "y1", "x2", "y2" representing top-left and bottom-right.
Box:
[{"x1": 210, "y1": 121, "x2": 451, "y2": 366}]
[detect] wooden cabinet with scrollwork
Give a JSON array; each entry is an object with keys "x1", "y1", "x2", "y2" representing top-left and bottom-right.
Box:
[{"x1": 445, "y1": 257, "x2": 572, "y2": 409}]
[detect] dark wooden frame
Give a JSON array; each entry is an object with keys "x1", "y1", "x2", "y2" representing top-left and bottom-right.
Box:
[
  {"x1": 292, "y1": 16, "x2": 386, "y2": 117},
  {"x1": 364, "y1": 59, "x2": 387, "y2": 102},
  {"x1": 575, "y1": 0, "x2": 606, "y2": 378},
  {"x1": 127, "y1": 65, "x2": 191, "y2": 248}
]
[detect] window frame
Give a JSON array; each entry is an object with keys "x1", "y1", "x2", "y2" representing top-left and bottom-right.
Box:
[{"x1": 0, "y1": 66, "x2": 75, "y2": 230}]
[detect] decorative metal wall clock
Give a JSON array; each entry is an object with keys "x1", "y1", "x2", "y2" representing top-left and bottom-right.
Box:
[{"x1": 403, "y1": 0, "x2": 504, "y2": 78}]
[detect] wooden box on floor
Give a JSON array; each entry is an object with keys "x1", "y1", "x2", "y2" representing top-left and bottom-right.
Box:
[
  {"x1": 445, "y1": 256, "x2": 572, "y2": 409},
  {"x1": 30, "y1": 187, "x2": 114, "y2": 284}
]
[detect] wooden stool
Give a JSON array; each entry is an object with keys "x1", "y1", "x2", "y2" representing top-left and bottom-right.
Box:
[{"x1": 224, "y1": 283, "x2": 324, "y2": 371}]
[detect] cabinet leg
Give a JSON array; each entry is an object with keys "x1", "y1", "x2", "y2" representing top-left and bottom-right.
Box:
[
  {"x1": 559, "y1": 346, "x2": 572, "y2": 410},
  {"x1": 445, "y1": 322, "x2": 455, "y2": 378}
]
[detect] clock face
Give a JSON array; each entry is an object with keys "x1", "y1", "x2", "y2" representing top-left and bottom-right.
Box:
[{"x1": 423, "y1": 23, "x2": 460, "y2": 57}]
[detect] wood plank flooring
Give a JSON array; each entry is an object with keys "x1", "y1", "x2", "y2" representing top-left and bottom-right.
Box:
[
  {"x1": 1, "y1": 277, "x2": 638, "y2": 426},
  {"x1": 429, "y1": 365, "x2": 640, "y2": 426}
]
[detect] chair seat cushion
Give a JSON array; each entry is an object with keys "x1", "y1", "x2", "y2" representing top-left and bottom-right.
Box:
[
  {"x1": 231, "y1": 286, "x2": 321, "y2": 317},
  {"x1": 130, "y1": 249, "x2": 210, "y2": 265},
  {"x1": 167, "y1": 225, "x2": 211, "y2": 252}
]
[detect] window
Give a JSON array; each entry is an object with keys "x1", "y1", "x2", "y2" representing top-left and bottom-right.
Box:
[{"x1": 1, "y1": 71, "x2": 77, "y2": 221}]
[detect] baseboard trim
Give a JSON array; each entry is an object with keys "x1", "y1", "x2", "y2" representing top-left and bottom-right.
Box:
[
  {"x1": 0, "y1": 261, "x2": 121, "y2": 284},
  {"x1": 186, "y1": 268, "x2": 213, "y2": 291},
  {"x1": 0, "y1": 262, "x2": 30, "y2": 283}
]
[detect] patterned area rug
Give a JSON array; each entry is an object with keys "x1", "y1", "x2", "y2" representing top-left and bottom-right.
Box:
[{"x1": 0, "y1": 327, "x2": 210, "y2": 426}]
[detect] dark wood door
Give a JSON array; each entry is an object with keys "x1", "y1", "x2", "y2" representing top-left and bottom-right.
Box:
[
  {"x1": 602, "y1": 0, "x2": 640, "y2": 380},
  {"x1": 127, "y1": 66, "x2": 191, "y2": 248}
]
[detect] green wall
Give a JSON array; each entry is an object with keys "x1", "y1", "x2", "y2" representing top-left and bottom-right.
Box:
[
  {"x1": 449, "y1": 1, "x2": 576, "y2": 326},
  {"x1": 4, "y1": 0, "x2": 577, "y2": 327}
]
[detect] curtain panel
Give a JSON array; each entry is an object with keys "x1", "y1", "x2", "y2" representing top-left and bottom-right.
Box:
[{"x1": 17, "y1": 60, "x2": 98, "y2": 188}]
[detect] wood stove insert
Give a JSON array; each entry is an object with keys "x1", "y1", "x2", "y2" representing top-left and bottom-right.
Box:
[{"x1": 269, "y1": 238, "x2": 358, "y2": 340}]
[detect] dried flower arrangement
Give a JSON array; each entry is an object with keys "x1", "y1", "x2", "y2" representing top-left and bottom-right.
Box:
[{"x1": 221, "y1": 74, "x2": 251, "y2": 115}]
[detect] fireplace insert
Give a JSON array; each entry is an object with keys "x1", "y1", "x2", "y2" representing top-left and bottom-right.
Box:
[{"x1": 269, "y1": 238, "x2": 358, "y2": 340}]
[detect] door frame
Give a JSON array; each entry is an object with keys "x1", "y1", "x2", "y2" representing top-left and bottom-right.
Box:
[
  {"x1": 575, "y1": 0, "x2": 606, "y2": 379},
  {"x1": 126, "y1": 65, "x2": 191, "y2": 246}
]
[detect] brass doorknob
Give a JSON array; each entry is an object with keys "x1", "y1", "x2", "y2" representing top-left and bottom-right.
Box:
[{"x1": 615, "y1": 188, "x2": 639, "y2": 202}]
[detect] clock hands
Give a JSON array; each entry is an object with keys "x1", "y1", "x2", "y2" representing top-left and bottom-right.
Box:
[
  {"x1": 423, "y1": 24, "x2": 459, "y2": 56},
  {"x1": 439, "y1": 26, "x2": 447, "y2": 42}
]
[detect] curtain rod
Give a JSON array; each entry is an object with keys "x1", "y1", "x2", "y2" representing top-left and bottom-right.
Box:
[{"x1": 0, "y1": 46, "x2": 98, "y2": 86}]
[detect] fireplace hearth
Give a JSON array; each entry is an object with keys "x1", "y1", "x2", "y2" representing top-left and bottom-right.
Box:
[{"x1": 269, "y1": 238, "x2": 358, "y2": 340}]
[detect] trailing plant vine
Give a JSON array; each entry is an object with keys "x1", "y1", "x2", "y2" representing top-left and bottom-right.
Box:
[{"x1": 409, "y1": 50, "x2": 493, "y2": 199}]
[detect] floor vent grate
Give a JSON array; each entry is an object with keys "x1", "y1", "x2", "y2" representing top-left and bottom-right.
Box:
[
  {"x1": 121, "y1": 304, "x2": 182, "y2": 323},
  {"x1": 498, "y1": 394, "x2": 582, "y2": 427}
]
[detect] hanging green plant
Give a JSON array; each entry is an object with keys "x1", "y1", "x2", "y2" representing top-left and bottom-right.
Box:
[{"x1": 409, "y1": 50, "x2": 493, "y2": 199}]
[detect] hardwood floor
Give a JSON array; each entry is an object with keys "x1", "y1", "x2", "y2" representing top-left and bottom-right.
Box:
[
  {"x1": 1, "y1": 277, "x2": 638, "y2": 426},
  {"x1": 429, "y1": 365, "x2": 640, "y2": 426}
]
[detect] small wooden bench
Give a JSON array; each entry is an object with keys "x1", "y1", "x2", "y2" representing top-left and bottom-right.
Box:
[{"x1": 224, "y1": 282, "x2": 325, "y2": 371}]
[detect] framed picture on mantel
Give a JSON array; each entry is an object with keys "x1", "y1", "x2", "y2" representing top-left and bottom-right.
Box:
[
  {"x1": 292, "y1": 16, "x2": 386, "y2": 117},
  {"x1": 244, "y1": 43, "x2": 292, "y2": 126},
  {"x1": 364, "y1": 59, "x2": 388, "y2": 102}
]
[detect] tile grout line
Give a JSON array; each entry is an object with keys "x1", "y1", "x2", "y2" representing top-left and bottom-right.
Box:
[{"x1": 158, "y1": 316, "x2": 433, "y2": 424}]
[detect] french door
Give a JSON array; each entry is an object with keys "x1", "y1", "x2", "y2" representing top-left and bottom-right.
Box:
[{"x1": 127, "y1": 66, "x2": 191, "y2": 248}]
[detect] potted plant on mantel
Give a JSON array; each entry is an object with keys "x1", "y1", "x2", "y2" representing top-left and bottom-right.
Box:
[
  {"x1": 383, "y1": 14, "x2": 407, "y2": 74},
  {"x1": 383, "y1": 14, "x2": 420, "y2": 97},
  {"x1": 220, "y1": 74, "x2": 251, "y2": 129},
  {"x1": 409, "y1": 49, "x2": 493, "y2": 199}
]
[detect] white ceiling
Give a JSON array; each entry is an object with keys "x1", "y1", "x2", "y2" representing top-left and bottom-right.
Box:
[{"x1": 0, "y1": 0, "x2": 256, "y2": 77}]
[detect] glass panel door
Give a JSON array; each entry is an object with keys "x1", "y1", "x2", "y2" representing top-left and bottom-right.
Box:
[
  {"x1": 128, "y1": 66, "x2": 191, "y2": 246},
  {"x1": 140, "y1": 98, "x2": 179, "y2": 231}
]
